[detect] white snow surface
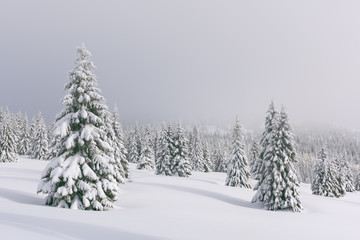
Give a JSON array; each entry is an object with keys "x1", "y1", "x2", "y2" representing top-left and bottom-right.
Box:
[{"x1": 0, "y1": 157, "x2": 359, "y2": 240}]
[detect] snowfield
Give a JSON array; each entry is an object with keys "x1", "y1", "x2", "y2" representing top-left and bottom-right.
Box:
[{"x1": 1, "y1": 157, "x2": 359, "y2": 240}]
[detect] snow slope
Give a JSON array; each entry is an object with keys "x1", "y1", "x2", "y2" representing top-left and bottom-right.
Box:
[{"x1": 0, "y1": 157, "x2": 359, "y2": 240}]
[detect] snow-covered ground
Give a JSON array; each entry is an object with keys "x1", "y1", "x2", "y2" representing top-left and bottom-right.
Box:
[{"x1": 0, "y1": 157, "x2": 359, "y2": 240}]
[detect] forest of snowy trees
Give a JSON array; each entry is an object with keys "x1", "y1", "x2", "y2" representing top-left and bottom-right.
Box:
[{"x1": 1, "y1": 44, "x2": 360, "y2": 211}]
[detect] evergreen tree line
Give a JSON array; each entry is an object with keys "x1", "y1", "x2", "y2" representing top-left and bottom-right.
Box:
[
  {"x1": 2, "y1": 44, "x2": 360, "y2": 211},
  {"x1": 0, "y1": 109, "x2": 49, "y2": 162}
]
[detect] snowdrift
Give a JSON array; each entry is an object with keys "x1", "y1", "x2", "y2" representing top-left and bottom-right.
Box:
[{"x1": 0, "y1": 157, "x2": 359, "y2": 239}]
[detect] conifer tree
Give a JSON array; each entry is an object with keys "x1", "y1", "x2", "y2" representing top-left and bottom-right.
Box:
[
  {"x1": 252, "y1": 101, "x2": 278, "y2": 180},
  {"x1": 338, "y1": 154, "x2": 355, "y2": 192},
  {"x1": 252, "y1": 107, "x2": 302, "y2": 212},
  {"x1": 312, "y1": 147, "x2": 345, "y2": 197},
  {"x1": 213, "y1": 144, "x2": 227, "y2": 172},
  {"x1": 134, "y1": 122, "x2": 142, "y2": 162},
  {"x1": 32, "y1": 113, "x2": 49, "y2": 160},
  {"x1": 249, "y1": 139, "x2": 259, "y2": 170},
  {"x1": 155, "y1": 123, "x2": 173, "y2": 176},
  {"x1": 202, "y1": 141, "x2": 212, "y2": 172},
  {"x1": 127, "y1": 131, "x2": 139, "y2": 163},
  {"x1": 225, "y1": 119, "x2": 251, "y2": 188},
  {"x1": 18, "y1": 113, "x2": 31, "y2": 155},
  {"x1": 0, "y1": 110, "x2": 18, "y2": 162},
  {"x1": 27, "y1": 116, "x2": 37, "y2": 156},
  {"x1": 137, "y1": 125, "x2": 155, "y2": 170},
  {"x1": 13, "y1": 112, "x2": 23, "y2": 147},
  {"x1": 190, "y1": 126, "x2": 204, "y2": 171},
  {"x1": 37, "y1": 44, "x2": 121, "y2": 210},
  {"x1": 112, "y1": 105, "x2": 130, "y2": 180},
  {"x1": 311, "y1": 147, "x2": 327, "y2": 195},
  {"x1": 172, "y1": 122, "x2": 192, "y2": 177}
]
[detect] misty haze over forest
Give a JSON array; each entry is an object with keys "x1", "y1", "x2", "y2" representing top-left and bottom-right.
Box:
[{"x1": 1, "y1": 0, "x2": 360, "y2": 130}]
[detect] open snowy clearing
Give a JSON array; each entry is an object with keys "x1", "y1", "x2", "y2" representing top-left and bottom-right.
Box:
[{"x1": 0, "y1": 157, "x2": 359, "y2": 240}]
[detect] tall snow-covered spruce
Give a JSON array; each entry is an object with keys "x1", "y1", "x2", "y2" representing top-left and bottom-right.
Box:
[
  {"x1": 32, "y1": 113, "x2": 49, "y2": 160},
  {"x1": 172, "y1": 122, "x2": 192, "y2": 177},
  {"x1": 252, "y1": 105, "x2": 302, "y2": 212},
  {"x1": 189, "y1": 126, "x2": 204, "y2": 172},
  {"x1": 251, "y1": 101, "x2": 278, "y2": 180},
  {"x1": 137, "y1": 125, "x2": 155, "y2": 170},
  {"x1": 37, "y1": 44, "x2": 121, "y2": 210},
  {"x1": 155, "y1": 123, "x2": 173, "y2": 176},
  {"x1": 0, "y1": 109, "x2": 18, "y2": 162},
  {"x1": 225, "y1": 118, "x2": 251, "y2": 188}
]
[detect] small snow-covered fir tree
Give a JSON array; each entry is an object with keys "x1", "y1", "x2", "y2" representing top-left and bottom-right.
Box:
[
  {"x1": 13, "y1": 112, "x2": 23, "y2": 148},
  {"x1": 172, "y1": 122, "x2": 192, "y2": 177},
  {"x1": 112, "y1": 105, "x2": 130, "y2": 180},
  {"x1": 127, "y1": 131, "x2": 139, "y2": 163},
  {"x1": 311, "y1": 147, "x2": 327, "y2": 195},
  {"x1": 27, "y1": 116, "x2": 37, "y2": 155},
  {"x1": 155, "y1": 123, "x2": 173, "y2": 176},
  {"x1": 338, "y1": 154, "x2": 355, "y2": 192},
  {"x1": 137, "y1": 125, "x2": 155, "y2": 170},
  {"x1": 190, "y1": 126, "x2": 205, "y2": 171},
  {"x1": 134, "y1": 122, "x2": 142, "y2": 162},
  {"x1": 213, "y1": 144, "x2": 227, "y2": 172},
  {"x1": 249, "y1": 139, "x2": 259, "y2": 170},
  {"x1": 18, "y1": 113, "x2": 31, "y2": 155},
  {"x1": 311, "y1": 148, "x2": 345, "y2": 197},
  {"x1": 202, "y1": 141, "x2": 212, "y2": 172},
  {"x1": 252, "y1": 107, "x2": 302, "y2": 212},
  {"x1": 0, "y1": 110, "x2": 18, "y2": 162},
  {"x1": 225, "y1": 118, "x2": 251, "y2": 188},
  {"x1": 32, "y1": 113, "x2": 49, "y2": 160},
  {"x1": 37, "y1": 44, "x2": 120, "y2": 210},
  {"x1": 252, "y1": 101, "x2": 278, "y2": 180}
]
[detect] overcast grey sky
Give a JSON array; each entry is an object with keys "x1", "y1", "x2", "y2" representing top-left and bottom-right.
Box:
[{"x1": 1, "y1": 0, "x2": 360, "y2": 130}]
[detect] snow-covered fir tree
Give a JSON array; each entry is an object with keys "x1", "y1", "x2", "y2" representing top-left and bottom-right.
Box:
[
  {"x1": 137, "y1": 125, "x2": 155, "y2": 170},
  {"x1": 112, "y1": 105, "x2": 130, "y2": 180},
  {"x1": 32, "y1": 113, "x2": 49, "y2": 160},
  {"x1": 251, "y1": 101, "x2": 278, "y2": 180},
  {"x1": 248, "y1": 139, "x2": 259, "y2": 169},
  {"x1": 18, "y1": 113, "x2": 31, "y2": 155},
  {"x1": 354, "y1": 170, "x2": 360, "y2": 191},
  {"x1": 134, "y1": 122, "x2": 142, "y2": 162},
  {"x1": 225, "y1": 119, "x2": 251, "y2": 188},
  {"x1": 13, "y1": 112, "x2": 23, "y2": 147},
  {"x1": 27, "y1": 116, "x2": 37, "y2": 156},
  {"x1": 311, "y1": 147, "x2": 346, "y2": 197},
  {"x1": 190, "y1": 126, "x2": 205, "y2": 171},
  {"x1": 311, "y1": 147, "x2": 327, "y2": 195},
  {"x1": 37, "y1": 44, "x2": 121, "y2": 210},
  {"x1": 155, "y1": 123, "x2": 173, "y2": 176},
  {"x1": 127, "y1": 130, "x2": 139, "y2": 163},
  {"x1": 0, "y1": 110, "x2": 18, "y2": 162},
  {"x1": 252, "y1": 107, "x2": 302, "y2": 212},
  {"x1": 338, "y1": 154, "x2": 355, "y2": 192},
  {"x1": 202, "y1": 141, "x2": 212, "y2": 172},
  {"x1": 172, "y1": 122, "x2": 192, "y2": 177},
  {"x1": 213, "y1": 144, "x2": 227, "y2": 172}
]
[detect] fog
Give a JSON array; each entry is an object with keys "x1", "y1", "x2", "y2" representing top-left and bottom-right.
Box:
[{"x1": 1, "y1": 0, "x2": 360, "y2": 130}]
